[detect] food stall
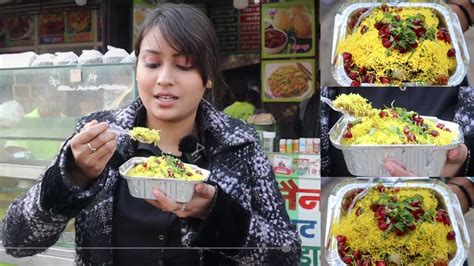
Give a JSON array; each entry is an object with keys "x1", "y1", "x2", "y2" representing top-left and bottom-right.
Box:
[{"x1": 0, "y1": 59, "x2": 136, "y2": 264}]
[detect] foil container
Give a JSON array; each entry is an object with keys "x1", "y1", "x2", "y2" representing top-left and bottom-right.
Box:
[
  {"x1": 325, "y1": 177, "x2": 470, "y2": 266},
  {"x1": 119, "y1": 157, "x2": 210, "y2": 202},
  {"x1": 331, "y1": 1, "x2": 470, "y2": 87},
  {"x1": 330, "y1": 115, "x2": 464, "y2": 176}
]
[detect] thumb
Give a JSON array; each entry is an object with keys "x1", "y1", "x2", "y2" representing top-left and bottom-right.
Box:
[
  {"x1": 447, "y1": 144, "x2": 467, "y2": 164},
  {"x1": 194, "y1": 183, "x2": 215, "y2": 199}
]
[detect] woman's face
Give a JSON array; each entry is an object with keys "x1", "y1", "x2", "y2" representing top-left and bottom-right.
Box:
[{"x1": 136, "y1": 27, "x2": 206, "y2": 125}]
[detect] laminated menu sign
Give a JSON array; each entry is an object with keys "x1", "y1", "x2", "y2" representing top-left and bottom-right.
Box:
[
  {"x1": 278, "y1": 176, "x2": 321, "y2": 266},
  {"x1": 239, "y1": 4, "x2": 260, "y2": 53},
  {"x1": 65, "y1": 10, "x2": 92, "y2": 43},
  {"x1": 261, "y1": 0, "x2": 315, "y2": 58},
  {"x1": 210, "y1": 4, "x2": 260, "y2": 54},
  {"x1": 39, "y1": 13, "x2": 65, "y2": 44},
  {"x1": 271, "y1": 153, "x2": 320, "y2": 178},
  {"x1": 5, "y1": 15, "x2": 34, "y2": 47},
  {"x1": 261, "y1": 58, "x2": 315, "y2": 102}
]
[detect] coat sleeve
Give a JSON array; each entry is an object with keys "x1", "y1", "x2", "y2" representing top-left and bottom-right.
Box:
[
  {"x1": 187, "y1": 142, "x2": 301, "y2": 265},
  {"x1": 1, "y1": 117, "x2": 110, "y2": 257}
]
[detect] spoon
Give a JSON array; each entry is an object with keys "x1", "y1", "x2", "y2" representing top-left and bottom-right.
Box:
[
  {"x1": 321, "y1": 96, "x2": 351, "y2": 116},
  {"x1": 108, "y1": 127, "x2": 160, "y2": 146},
  {"x1": 347, "y1": 177, "x2": 375, "y2": 214}
]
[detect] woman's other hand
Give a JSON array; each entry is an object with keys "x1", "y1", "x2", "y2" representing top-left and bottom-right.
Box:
[
  {"x1": 146, "y1": 183, "x2": 216, "y2": 219},
  {"x1": 383, "y1": 144, "x2": 468, "y2": 176},
  {"x1": 68, "y1": 120, "x2": 117, "y2": 187}
]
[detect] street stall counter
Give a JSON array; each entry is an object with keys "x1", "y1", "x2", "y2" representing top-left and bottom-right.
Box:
[{"x1": 0, "y1": 62, "x2": 136, "y2": 264}]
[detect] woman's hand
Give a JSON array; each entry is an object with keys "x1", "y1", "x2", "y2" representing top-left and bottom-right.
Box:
[
  {"x1": 146, "y1": 183, "x2": 216, "y2": 219},
  {"x1": 383, "y1": 144, "x2": 468, "y2": 176},
  {"x1": 68, "y1": 120, "x2": 117, "y2": 187}
]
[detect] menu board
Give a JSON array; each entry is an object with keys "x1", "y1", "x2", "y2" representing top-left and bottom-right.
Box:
[
  {"x1": 261, "y1": 58, "x2": 315, "y2": 102},
  {"x1": 39, "y1": 13, "x2": 65, "y2": 44},
  {"x1": 210, "y1": 4, "x2": 260, "y2": 54},
  {"x1": 5, "y1": 15, "x2": 34, "y2": 47},
  {"x1": 65, "y1": 10, "x2": 93, "y2": 43},
  {"x1": 261, "y1": 0, "x2": 315, "y2": 59}
]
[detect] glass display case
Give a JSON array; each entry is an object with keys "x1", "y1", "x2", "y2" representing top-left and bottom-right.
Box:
[{"x1": 0, "y1": 62, "x2": 137, "y2": 264}]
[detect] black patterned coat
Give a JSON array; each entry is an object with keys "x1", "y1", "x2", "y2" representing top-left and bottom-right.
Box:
[{"x1": 2, "y1": 99, "x2": 301, "y2": 265}]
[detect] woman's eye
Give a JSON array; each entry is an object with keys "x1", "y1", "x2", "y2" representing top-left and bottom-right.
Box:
[
  {"x1": 177, "y1": 65, "x2": 194, "y2": 71},
  {"x1": 145, "y1": 63, "x2": 160, "y2": 68}
]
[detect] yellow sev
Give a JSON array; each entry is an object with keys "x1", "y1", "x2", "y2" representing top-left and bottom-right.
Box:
[
  {"x1": 331, "y1": 188, "x2": 457, "y2": 264},
  {"x1": 335, "y1": 93, "x2": 458, "y2": 146},
  {"x1": 333, "y1": 93, "x2": 373, "y2": 116},
  {"x1": 338, "y1": 7, "x2": 456, "y2": 85},
  {"x1": 342, "y1": 112, "x2": 456, "y2": 145}
]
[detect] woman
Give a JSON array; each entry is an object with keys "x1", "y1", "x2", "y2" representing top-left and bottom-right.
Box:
[{"x1": 2, "y1": 4, "x2": 301, "y2": 265}]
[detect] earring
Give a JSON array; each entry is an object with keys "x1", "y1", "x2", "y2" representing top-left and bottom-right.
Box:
[{"x1": 206, "y1": 79, "x2": 214, "y2": 89}]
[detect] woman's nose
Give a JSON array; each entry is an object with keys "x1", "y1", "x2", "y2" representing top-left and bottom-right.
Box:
[{"x1": 156, "y1": 64, "x2": 175, "y2": 87}]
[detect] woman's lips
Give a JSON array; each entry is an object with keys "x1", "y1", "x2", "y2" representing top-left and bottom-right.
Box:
[{"x1": 154, "y1": 95, "x2": 179, "y2": 107}]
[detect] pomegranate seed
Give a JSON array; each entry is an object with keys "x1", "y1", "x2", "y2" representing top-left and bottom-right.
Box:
[
  {"x1": 399, "y1": 47, "x2": 407, "y2": 53},
  {"x1": 342, "y1": 256, "x2": 353, "y2": 264},
  {"x1": 443, "y1": 215, "x2": 451, "y2": 226},
  {"x1": 360, "y1": 25, "x2": 369, "y2": 34},
  {"x1": 348, "y1": 123, "x2": 353, "y2": 128},
  {"x1": 374, "y1": 22, "x2": 384, "y2": 30},
  {"x1": 378, "y1": 220, "x2": 389, "y2": 231},
  {"x1": 342, "y1": 52, "x2": 352, "y2": 62},
  {"x1": 361, "y1": 74, "x2": 368, "y2": 83},
  {"x1": 351, "y1": 80, "x2": 361, "y2": 87},
  {"x1": 447, "y1": 48, "x2": 455, "y2": 57},
  {"x1": 445, "y1": 128, "x2": 451, "y2": 132},
  {"x1": 381, "y1": 4, "x2": 389, "y2": 12},
  {"x1": 407, "y1": 224, "x2": 416, "y2": 231},
  {"x1": 379, "y1": 111, "x2": 387, "y2": 118},
  {"x1": 431, "y1": 130, "x2": 440, "y2": 137},
  {"x1": 348, "y1": 72, "x2": 358, "y2": 80},
  {"x1": 344, "y1": 131, "x2": 353, "y2": 138},
  {"x1": 436, "y1": 123, "x2": 445, "y2": 129},
  {"x1": 447, "y1": 231, "x2": 455, "y2": 240},
  {"x1": 356, "y1": 207, "x2": 363, "y2": 216},
  {"x1": 382, "y1": 38, "x2": 392, "y2": 48},
  {"x1": 403, "y1": 126, "x2": 410, "y2": 135},
  {"x1": 362, "y1": 259, "x2": 372, "y2": 266},
  {"x1": 354, "y1": 250, "x2": 361, "y2": 259},
  {"x1": 358, "y1": 67, "x2": 367, "y2": 75},
  {"x1": 410, "y1": 42, "x2": 419, "y2": 48},
  {"x1": 410, "y1": 200, "x2": 420, "y2": 207},
  {"x1": 406, "y1": 133, "x2": 415, "y2": 142},
  {"x1": 376, "y1": 261, "x2": 386, "y2": 266},
  {"x1": 413, "y1": 19, "x2": 422, "y2": 26},
  {"x1": 394, "y1": 187, "x2": 400, "y2": 192},
  {"x1": 380, "y1": 76, "x2": 390, "y2": 84},
  {"x1": 395, "y1": 14, "x2": 401, "y2": 21},
  {"x1": 370, "y1": 203, "x2": 380, "y2": 211},
  {"x1": 355, "y1": 259, "x2": 363, "y2": 266},
  {"x1": 336, "y1": 235, "x2": 347, "y2": 245},
  {"x1": 392, "y1": 195, "x2": 398, "y2": 202},
  {"x1": 376, "y1": 184, "x2": 385, "y2": 192},
  {"x1": 435, "y1": 214, "x2": 444, "y2": 223},
  {"x1": 395, "y1": 228, "x2": 405, "y2": 236}
]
